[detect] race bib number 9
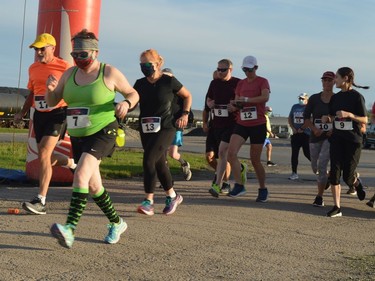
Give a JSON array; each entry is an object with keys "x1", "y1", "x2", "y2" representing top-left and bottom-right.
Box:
[
  {"x1": 66, "y1": 107, "x2": 91, "y2": 129},
  {"x1": 314, "y1": 119, "x2": 332, "y2": 131},
  {"x1": 240, "y1": 106, "x2": 257, "y2": 121},
  {"x1": 334, "y1": 117, "x2": 353, "y2": 131},
  {"x1": 214, "y1": 105, "x2": 229, "y2": 117},
  {"x1": 141, "y1": 117, "x2": 161, "y2": 133}
]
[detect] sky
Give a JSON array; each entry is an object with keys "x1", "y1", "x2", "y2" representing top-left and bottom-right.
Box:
[{"x1": 1, "y1": 0, "x2": 375, "y2": 117}]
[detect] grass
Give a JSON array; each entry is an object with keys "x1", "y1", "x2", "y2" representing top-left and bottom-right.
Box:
[
  {"x1": 0, "y1": 142, "x2": 210, "y2": 179},
  {"x1": 0, "y1": 128, "x2": 28, "y2": 134}
]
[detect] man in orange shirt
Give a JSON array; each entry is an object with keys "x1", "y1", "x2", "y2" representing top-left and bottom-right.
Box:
[{"x1": 14, "y1": 33, "x2": 76, "y2": 214}]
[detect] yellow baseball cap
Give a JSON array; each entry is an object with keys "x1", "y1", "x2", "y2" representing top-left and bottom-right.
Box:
[{"x1": 29, "y1": 33, "x2": 56, "y2": 48}]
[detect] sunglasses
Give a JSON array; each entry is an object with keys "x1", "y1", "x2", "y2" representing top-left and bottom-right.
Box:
[
  {"x1": 33, "y1": 45, "x2": 51, "y2": 52},
  {"x1": 217, "y1": 68, "x2": 229, "y2": 73},
  {"x1": 242, "y1": 67, "x2": 255, "y2": 73},
  {"x1": 298, "y1": 98, "x2": 305, "y2": 100},
  {"x1": 140, "y1": 62, "x2": 153, "y2": 68},
  {"x1": 322, "y1": 78, "x2": 334, "y2": 82},
  {"x1": 70, "y1": 51, "x2": 91, "y2": 59}
]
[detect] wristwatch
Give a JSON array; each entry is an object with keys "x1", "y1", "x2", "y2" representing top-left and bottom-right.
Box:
[{"x1": 182, "y1": 110, "x2": 190, "y2": 115}]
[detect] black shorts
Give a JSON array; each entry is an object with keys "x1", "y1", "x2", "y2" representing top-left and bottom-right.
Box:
[
  {"x1": 232, "y1": 123, "x2": 267, "y2": 144},
  {"x1": 213, "y1": 126, "x2": 233, "y2": 144},
  {"x1": 70, "y1": 121, "x2": 118, "y2": 163},
  {"x1": 206, "y1": 127, "x2": 218, "y2": 158},
  {"x1": 33, "y1": 107, "x2": 67, "y2": 143}
]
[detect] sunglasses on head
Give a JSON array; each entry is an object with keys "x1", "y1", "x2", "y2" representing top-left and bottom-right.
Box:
[
  {"x1": 70, "y1": 51, "x2": 91, "y2": 59},
  {"x1": 217, "y1": 68, "x2": 229, "y2": 73},
  {"x1": 299, "y1": 97, "x2": 305, "y2": 100},
  {"x1": 242, "y1": 67, "x2": 255, "y2": 73}
]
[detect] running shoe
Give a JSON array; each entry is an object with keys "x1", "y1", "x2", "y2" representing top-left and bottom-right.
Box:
[
  {"x1": 312, "y1": 195, "x2": 324, "y2": 207},
  {"x1": 240, "y1": 163, "x2": 247, "y2": 185},
  {"x1": 256, "y1": 188, "x2": 269, "y2": 202},
  {"x1": 163, "y1": 194, "x2": 183, "y2": 215},
  {"x1": 346, "y1": 187, "x2": 357, "y2": 196},
  {"x1": 105, "y1": 218, "x2": 128, "y2": 244},
  {"x1": 209, "y1": 183, "x2": 221, "y2": 198},
  {"x1": 137, "y1": 199, "x2": 155, "y2": 216},
  {"x1": 354, "y1": 178, "x2": 366, "y2": 201},
  {"x1": 50, "y1": 223, "x2": 75, "y2": 249},
  {"x1": 220, "y1": 182, "x2": 231, "y2": 195},
  {"x1": 181, "y1": 162, "x2": 192, "y2": 181},
  {"x1": 228, "y1": 183, "x2": 246, "y2": 197},
  {"x1": 366, "y1": 194, "x2": 375, "y2": 208},
  {"x1": 266, "y1": 161, "x2": 277, "y2": 167},
  {"x1": 288, "y1": 173, "x2": 299, "y2": 180},
  {"x1": 22, "y1": 197, "x2": 46, "y2": 215},
  {"x1": 326, "y1": 206, "x2": 342, "y2": 217}
]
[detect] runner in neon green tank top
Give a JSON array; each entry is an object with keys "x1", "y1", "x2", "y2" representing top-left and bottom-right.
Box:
[
  {"x1": 45, "y1": 29, "x2": 139, "y2": 248},
  {"x1": 64, "y1": 63, "x2": 116, "y2": 137}
]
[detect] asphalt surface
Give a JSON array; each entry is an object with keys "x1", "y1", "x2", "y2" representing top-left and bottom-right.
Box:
[{"x1": 0, "y1": 132, "x2": 374, "y2": 280}]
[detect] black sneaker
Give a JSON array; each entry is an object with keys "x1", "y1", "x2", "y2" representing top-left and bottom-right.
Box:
[
  {"x1": 220, "y1": 182, "x2": 231, "y2": 194},
  {"x1": 22, "y1": 197, "x2": 46, "y2": 215},
  {"x1": 366, "y1": 195, "x2": 375, "y2": 208},
  {"x1": 313, "y1": 195, "x2": 324, "y2": 207},
  {"x1": 355, "y1": 178, "x2": 366, "y2": 201},
  {"x1": 346, "y1": 187, "x2": 357, "y2": 195},
  {"x1": 266, "y1": 161, "x2": 277, "y2": 167},
  {"x1": 326, "y1": 205, "x2": 342, "y2": 217}
]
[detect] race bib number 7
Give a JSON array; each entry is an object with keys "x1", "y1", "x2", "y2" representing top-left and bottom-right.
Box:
[{"x1": 66, "y1": 107, "x2": 91, "y2": 129}]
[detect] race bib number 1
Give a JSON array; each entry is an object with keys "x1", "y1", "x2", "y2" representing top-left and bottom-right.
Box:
[
  {"x1": 141, "y1": 117, "x2": 161, "y2": 133},
  {"x1": 66, "y1": 107, "x2": 91, "y2": 129}
]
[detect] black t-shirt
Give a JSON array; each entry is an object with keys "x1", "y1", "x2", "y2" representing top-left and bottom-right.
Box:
[
  {"x1": 134, "y1": 74, "x2": 183, "y2": 130},
  {"x1": 329, "y1": 89, "x2": 366, "y2": 143},
  {"x1": 303, "y1": 92, "x2": 331, "y2": 143},
  {"x1": 206, "y1": 77, "x2": 240, "y2": 128}
]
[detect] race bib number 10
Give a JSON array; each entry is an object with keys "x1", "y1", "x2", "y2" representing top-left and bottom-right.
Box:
[{"x1": 314, "y1": 119, "x2": 333, "y2": 131}]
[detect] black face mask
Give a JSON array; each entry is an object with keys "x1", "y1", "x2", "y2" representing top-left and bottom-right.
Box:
[{"x1": 140, "y1": 63, "x2": 155, "y2": 77}]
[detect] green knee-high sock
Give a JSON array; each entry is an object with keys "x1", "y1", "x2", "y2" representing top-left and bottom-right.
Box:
[
  {"x1": 92, "y1": 187, "x2": 120, "y2": 224},
  {"x1": 66, "y1": 187, "x2": 89, "y2": 228}
]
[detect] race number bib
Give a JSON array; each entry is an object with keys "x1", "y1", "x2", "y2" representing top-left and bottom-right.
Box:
[
  {"x1": 66, "y1": 107, "x2": 91, "y2": 129},
  {"x1": 334, "y1": 117, "x2": 353, "y2": 131},
  {"x1": 293, "y1": 111, "x2": 304, "y2": 124},
  {"x1": 314, "y1": 119, "x2": 332, "y2": 131},
  {"x1": 240, "y1": 106, "x2": 257, "y2": 121},
  {"x1": 34, "y1": 95, "x2": 56, "y2": 111},
  {"x1": 214, "y1": 105, "x2": 229, "y2": 117},
  {"x1": 141, "y1": 117, "x2": 161, "y2": 133}
]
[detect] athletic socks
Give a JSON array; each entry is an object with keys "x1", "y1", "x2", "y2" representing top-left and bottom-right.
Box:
[
  {"x1": 92, "y1": 187, "x2": 120, "y2": 224},
  {"x1": 37, "y1": 194, "x2": 46, "y2": 205},
  {"x1": 66, "y1": 187, "x2": 89, "y2": 228}
]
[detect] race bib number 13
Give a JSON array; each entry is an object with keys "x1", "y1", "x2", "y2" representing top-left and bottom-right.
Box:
[{"x1": 141, "y1": 117, "x2": 161, "y2": 133}]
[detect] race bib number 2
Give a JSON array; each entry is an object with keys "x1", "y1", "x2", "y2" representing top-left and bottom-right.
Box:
[
  {"x1": 141, "y1": 117, "x2": 161, "y2": 133},
  {"x1": 66, "y1": 107, "x2": 91, "y2": 129}
]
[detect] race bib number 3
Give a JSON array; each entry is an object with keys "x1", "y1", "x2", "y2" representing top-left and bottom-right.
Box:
[
  {"x1": 214, "y1": 105, "x2": 229, "y2": 117},
  {"x1": 314, "y1": 119, "x2": 332, "y2": 131},
  {"x1": 66, "y1": 107, "x2": 91, "y2": 129},
  {"x1": 240, "y1": 106, "x2": 257, "y2": 121},
  {"x1": 141, "y1": 117, "x2": 161, "y2": 133}
]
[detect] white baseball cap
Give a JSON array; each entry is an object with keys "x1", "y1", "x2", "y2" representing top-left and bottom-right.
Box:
[{"x1": 242, "y1": 56, "x2": 257, "y2": 68}]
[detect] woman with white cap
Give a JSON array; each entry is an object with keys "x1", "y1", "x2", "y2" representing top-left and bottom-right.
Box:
[
  {"x1": 287, "y1": 93, "x2": 311, "y2": 180},
  {"x1": 226, "y1": 55, "x2": 271, "y2": 202}
]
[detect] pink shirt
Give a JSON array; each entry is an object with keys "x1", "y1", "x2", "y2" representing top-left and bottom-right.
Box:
[{"x1": 234, "y1": 76, "x2": 270, "y2": 127}]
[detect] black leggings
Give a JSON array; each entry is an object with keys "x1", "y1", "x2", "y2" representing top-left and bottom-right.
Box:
[
  {"x1": 140, "y1": 129, "x2": 175, "y2": 194},
  {"x1": 290, "y1": 133, "x2": 311, "y2": 173},
  {"x1": 329, "y1": 139, "x2": 361, "y2": 187}
]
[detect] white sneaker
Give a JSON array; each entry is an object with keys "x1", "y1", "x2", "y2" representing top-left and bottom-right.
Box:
[{"x1": 288, "y1": 173, "x2": 299, "y2": 180}]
